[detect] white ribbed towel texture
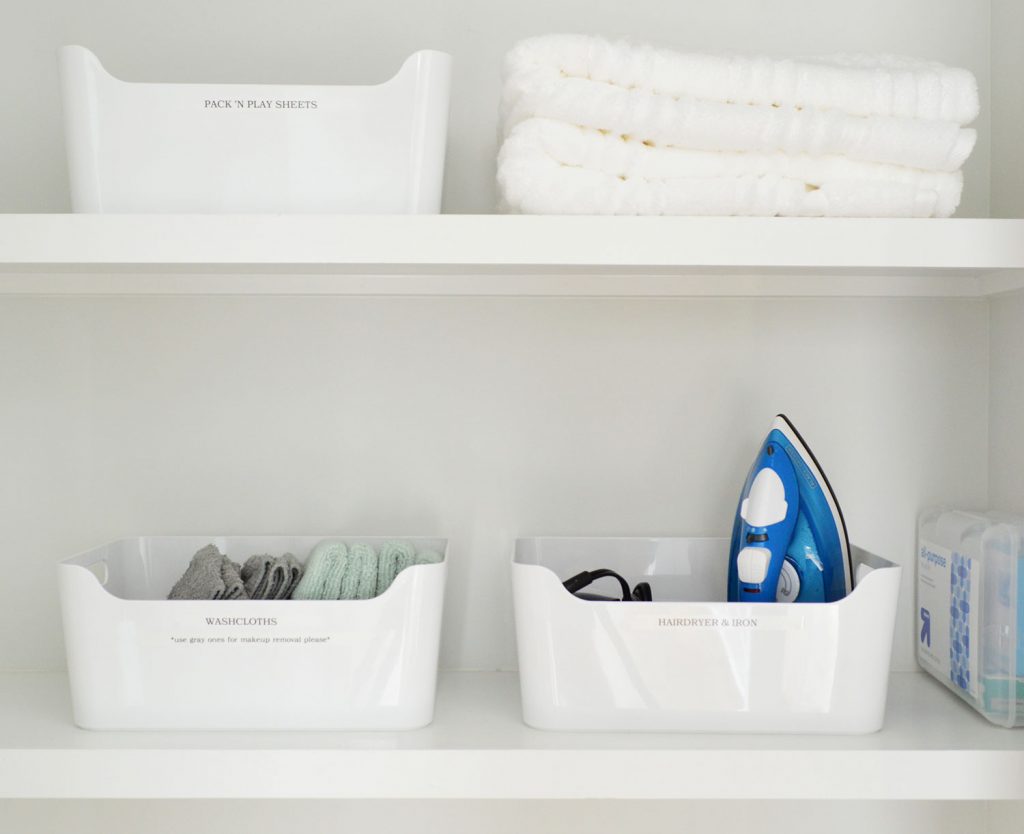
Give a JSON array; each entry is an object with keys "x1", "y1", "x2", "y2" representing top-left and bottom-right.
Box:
[{"x1": 497, "y1": 35, "x2": 979, "y2": 217}]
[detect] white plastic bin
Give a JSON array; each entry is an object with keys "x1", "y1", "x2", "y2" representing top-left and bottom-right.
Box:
[
  {"x1": 917, "y1": 508, "x2": 1023, "y2": 727},
  {"x1": 58, "y1": 536, "x2": 447, "y2": 730},
  {"x1": 59, "y1": 46, "x2": 451, "y2": 213},
  {"x1": 513, "y1": 537, "x2": 901, "y2": 733}
]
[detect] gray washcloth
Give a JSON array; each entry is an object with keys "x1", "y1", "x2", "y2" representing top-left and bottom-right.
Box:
[
  {"x1": 168, "y1": 544, "x2": 248, "y2": 600},
  {"x1": 280, "y1": 553, "x2": 303, "y2": 599},
  {"x1": 242, "y1": 552, "x2": 304, "y2": 600},
  {"x1": 217, "y1": 557, "x2": 246, "y2": 600},
  {"x1": 241, "y1": 553, "x2": 274, "y2": 598}
]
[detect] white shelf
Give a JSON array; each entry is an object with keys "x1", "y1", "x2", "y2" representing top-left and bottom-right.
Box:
[
  {"x1": 1, "y1": 671, "x2": 1022, "y2": 800},
  {"x1": 1, "y1": 215, "x2": 1023, "y2": 296}
]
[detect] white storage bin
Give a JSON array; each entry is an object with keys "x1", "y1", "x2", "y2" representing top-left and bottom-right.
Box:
[
  {"x1": 513, "y1": 537, "x2": 901, "y2": 733},
  {"x1": 917, "y1": 508, "x2": 1024, "y2": 728},
  {"x1": 58, "y1": 536, "x2": 447, "y2": 730},
  {"x1": 59, "y1": 46, "x2": 451, "y2": 213}
]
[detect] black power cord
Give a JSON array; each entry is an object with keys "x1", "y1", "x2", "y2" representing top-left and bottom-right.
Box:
[{"x1": 563, "y1": 569, "x2": 653, "y2": 602}]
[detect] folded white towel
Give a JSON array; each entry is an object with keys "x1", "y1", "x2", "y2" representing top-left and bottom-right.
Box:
[
  {"x1": 503, "y1": 68, "x2": 976, "y2": 172},
  {"x1": 499, "y1": 120, "x2": 958, "y2": 217},
  {"x1": 499, "y1": 118, "x2": 963, "y2": 216},
  {"x1": 499, "y1": 162, "x2": 948, "y2": 217},
  {"x1": 505, "y1": 34, "x2": 980, "y2": 125}
]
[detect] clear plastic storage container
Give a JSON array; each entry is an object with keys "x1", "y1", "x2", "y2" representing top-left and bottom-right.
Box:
[
  {"x1": 58, "y1": 535, "x2": 447, "y2": 730},
  {"x1": 917, "y1": 508, "x2": 1023, "y2": 727}
]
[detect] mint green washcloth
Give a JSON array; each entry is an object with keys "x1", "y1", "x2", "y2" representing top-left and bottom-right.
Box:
[
  {"x1": 377, "y1": 540, "x2": 416, "y2": 595},
  {"x1": 340, "y1": 543, "x2": 378, "y2": 600},
  {"x1": 292, "y1": 541, "x2": 348, "y2": 600},
  {"x1": 416, "y1": 549, "x2": 444, "y2": 565}
]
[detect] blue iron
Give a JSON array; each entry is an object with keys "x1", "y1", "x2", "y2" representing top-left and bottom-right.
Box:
[{"x1": 728, "y1": 414, "x2": 852, "y2": 603}]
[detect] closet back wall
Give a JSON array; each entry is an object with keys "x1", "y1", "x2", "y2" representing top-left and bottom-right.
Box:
[
  {"x1": 0, "y1": 296, "x2": 989, "y2": 672},
  {"x1": 989, "y1": 291, "x2": 1024, "y2": 512},
  {"x1": 0, "y1": 0, "x2": 993, "y2": 215}
]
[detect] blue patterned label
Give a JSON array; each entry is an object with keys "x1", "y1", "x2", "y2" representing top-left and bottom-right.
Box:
[{"x1": 950, "y1": 551, "x2": 974, "y2": 693}]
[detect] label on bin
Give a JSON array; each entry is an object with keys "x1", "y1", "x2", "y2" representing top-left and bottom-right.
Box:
[
  {"x1": 918, "y1": 539, "x2": 979, "y2": 697},
  {"x1": 631, "y1": 608, "x2": 803, "y2": 632},
  {"x1": 158, "y1": 614, "x2": 336, "y2": 649}
]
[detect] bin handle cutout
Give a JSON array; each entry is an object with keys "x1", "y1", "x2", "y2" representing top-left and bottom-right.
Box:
[{"x1": 86, "y1": 560, "x2": 109, "y2": 586}]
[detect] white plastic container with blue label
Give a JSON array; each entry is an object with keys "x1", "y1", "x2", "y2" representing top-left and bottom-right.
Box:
[
  {"x1": 59, "y1": 46, "x2": 451, "y2": 213},
  {"x1": 917, "y1": 508, "x2": 1023, "y2": 727}
]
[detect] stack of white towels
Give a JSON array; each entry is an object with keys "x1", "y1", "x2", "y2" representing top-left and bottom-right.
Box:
[{"x1": 498, "y1": 35, "x2": 980, "y2": 217}]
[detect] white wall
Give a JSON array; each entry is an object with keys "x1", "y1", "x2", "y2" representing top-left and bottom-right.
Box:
[
  {"x1": 991, "y1": 0, "x2": 1024, "y2": 217},
  {"x1": 0, "y1": 0, "x2": 993, "y2": 216},
  {"x1": 988, "y1": 291, "x2": 1024, "y2": 510}
]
